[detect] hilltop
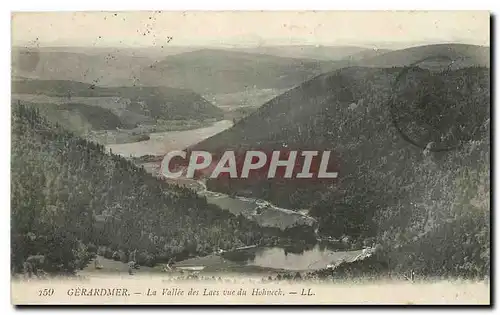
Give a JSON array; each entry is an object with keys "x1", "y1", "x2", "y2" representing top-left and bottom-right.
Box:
[
  {"x1": 358, "y1": 43, "x2": 490, "y2": 67},
  {"x1": 12, "y1": 78, "x2": 224, "y2": 122},
  {"x1": 139, "y1": 49, "x2": 337, "y2": 94},
  {"x1": 11, "y1": 48, "x2": 155, "y2": 87},
  {"x1": 12, "y1": 100, "x2": 129, "y2": 135}
]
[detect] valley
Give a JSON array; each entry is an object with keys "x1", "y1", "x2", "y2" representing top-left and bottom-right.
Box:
[{"x1": 10, "y1": 42, "x2": 490, "y2": 281}]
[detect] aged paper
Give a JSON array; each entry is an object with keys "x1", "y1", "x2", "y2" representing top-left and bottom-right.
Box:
[{"x1": 11, "y1": 11, "x2": 490, "y2": 305}]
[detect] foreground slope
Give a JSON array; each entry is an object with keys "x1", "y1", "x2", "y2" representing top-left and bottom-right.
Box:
[{"x1": 11, "y1": 104, "x2": 296, "y2": 274}]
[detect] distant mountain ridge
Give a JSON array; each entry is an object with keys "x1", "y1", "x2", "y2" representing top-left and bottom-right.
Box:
[
  {"x1": 139, "y1": 48, "x2": 338, "y2": 94},
  {"x1": 358, "y1": 43, "x2": 490, "y2": 67},
  {"x1": 232, "y1": 45, "x2": 381, "y2": 61},
  {"x1": 12, "y1": 48, "x2": 155, "y2": 87}
]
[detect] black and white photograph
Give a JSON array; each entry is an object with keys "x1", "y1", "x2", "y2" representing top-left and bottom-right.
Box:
[{"x1": 8, "y1": 10, "x2": 491, "y2": 305}]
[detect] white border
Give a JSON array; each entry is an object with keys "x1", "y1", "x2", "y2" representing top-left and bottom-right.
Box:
[
  {"x1": 1, "y1": 1, "x2": 497, "y2": 314},
  {"x1": 5, "y1": 1, "x2": 496, "y2": 11}
]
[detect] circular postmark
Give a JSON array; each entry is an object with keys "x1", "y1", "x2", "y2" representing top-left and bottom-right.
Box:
[{"x1": 389, "y1": 55, "x2": 489, "y2": 152}]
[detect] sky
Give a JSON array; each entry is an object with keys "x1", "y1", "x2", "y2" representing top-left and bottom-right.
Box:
[{"x1": 11, "y1": 11, "x2": 490, "y2": 48}]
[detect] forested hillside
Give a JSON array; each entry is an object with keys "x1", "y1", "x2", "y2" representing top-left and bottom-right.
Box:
[
  {"x1": 193, "y1": 65, "x2": 490, "y2": 278},
  {"x1": 14, "y1": 100, "x2": 131, "y2": 135},
  {"x1": 195, "y1": 66, "x2": 489, "y2": 207},
  {"x1": 11, "y1": 104, "x2": 295, "y2": 274}
]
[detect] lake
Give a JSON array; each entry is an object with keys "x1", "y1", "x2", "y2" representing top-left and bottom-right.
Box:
[
  {"x1": 106, "y1": 119, "x2": 233, "y2": 157},
  {"x1": 201, "y1": 189, "x2": 316, "y2": 229},
  {"x1": 174, "y1": 245, "x2": 369, "y2": 272}
]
